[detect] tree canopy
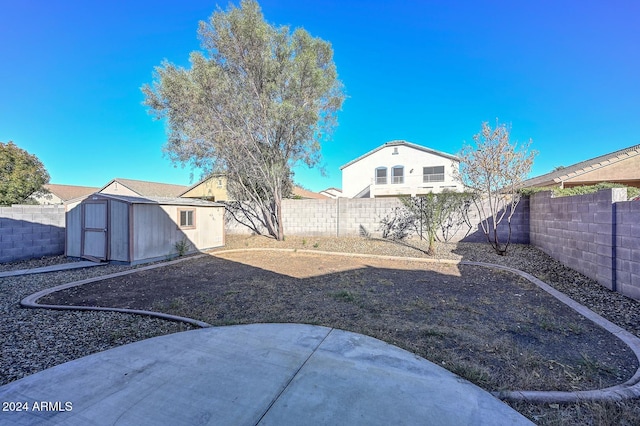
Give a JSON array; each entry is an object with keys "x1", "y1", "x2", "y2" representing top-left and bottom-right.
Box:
[
  {"x1": 0, "y1": 141, "x2": 50, "y2": 206},
  {"x1": 457, "y1": 121, "x2": 536, "y2": 255},
  {"x1": 142, "y1": 0, "x2": 345, "y2": 240}
]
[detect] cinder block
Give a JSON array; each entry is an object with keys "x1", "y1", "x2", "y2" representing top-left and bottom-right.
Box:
[
  {"x1": 596, "y1": 276, "x2": 613, "y2": 291},
  {"x1": 620, "y1": 236, "x2": 640, "y2": 250},
  {"x1": 596, "y1": 245, "x2": 614, "y2": 257},
  {"x1": 621, "y1": 283, "x2": 640, "y2": 301},
  {"x1": 617, "y1": 247, "x2": 632, "y2": 261},
  {"x1": 593, "y1": 212, "x2": 612, "y2": 224},
  {"x1": 1, "y1": 247, "x2": 26, "y2": 260},
  {"x1": 611, "y1": 188, "x2": 628, "y2": 202},
  {"x1": 2, "y1": 233, "x2": 28, "y2": 243},
  {"x1": 621, "y1": 210, "x2": 640, "y2": 225},
  {"x1": 617, "y1": 270, "x2": 631, "y2": 286},
  {"x1": 595, "y1": 233, "x2": 614, "y2": 245}
]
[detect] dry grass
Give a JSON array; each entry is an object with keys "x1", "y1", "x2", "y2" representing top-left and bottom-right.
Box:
[{"x1": 40, "y1": 235, "x2": 640, "y2": 425}]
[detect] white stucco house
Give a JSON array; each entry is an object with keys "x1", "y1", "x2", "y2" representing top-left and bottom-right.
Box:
[{"x1": 340, "y1": 140, "x2": 463, "y2": 198}]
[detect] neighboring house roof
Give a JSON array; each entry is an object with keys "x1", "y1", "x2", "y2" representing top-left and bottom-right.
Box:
[
  {"x1": 179, "y1": 174, "x2": 326, "y2": 200},
  {"x1": 521, "y1": 144, "x2": 640, "y2": 188},
  {"x1": 321, "y1": 187, "x2": 342, "y2": 193},
  {"x1": 291, "y1": 186, "x2": 328, "y2": 199},
  {"x1": 88, "y1": 193, "x2": 224, "y2": 207},
  {"x1": 42, "y1": 184, "x2": 100, "y2": 202},
  {"x1": 178, "y1": 173, "x2": 226, "y2": 197},
  {"x1": 340, "y1": 140, "x2": 460, "y2": 170},
  {"x1": 319, "y1": 187, "x2": 343, "y2": 199},
  {"x1": 100, "y1": 178, "x2": 189, "y2": 197}
]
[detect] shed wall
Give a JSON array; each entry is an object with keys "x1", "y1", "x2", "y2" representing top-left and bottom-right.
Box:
[
  {"x1": 109, "y1": 200, "x2": 129, "y2": 262},
  {"x1": 132, "y1": 204, "x2": 224, "y2": 262},
  {"x1": 65, "y1": 201, "x2": 82, "y2": 258}
]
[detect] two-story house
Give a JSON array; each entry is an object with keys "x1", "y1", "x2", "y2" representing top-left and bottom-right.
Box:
[{"x1": 340, "y1": 140, "x2": 462, "y2": 198}]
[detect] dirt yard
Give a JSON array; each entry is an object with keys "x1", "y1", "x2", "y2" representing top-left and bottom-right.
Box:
[{"x1": 41, "y1": 247, "x2": 637, "y2": 395}]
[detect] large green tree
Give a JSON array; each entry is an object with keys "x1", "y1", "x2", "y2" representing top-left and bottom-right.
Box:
[
  {"x1": 0, "y1": 141, "x2": 50, "y2": 205},
  {"x1": 142, "y1": 0, "x2": 345, "y2": 240}
]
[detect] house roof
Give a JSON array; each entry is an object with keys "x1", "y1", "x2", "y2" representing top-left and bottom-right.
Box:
[
  {"x1": 178, "y1": 175, "x2": 327, "y2": 199},
  {"x1": 87, "y1": 193, "x2": 224, "y2": 207},
  {"x1": 178, "y1": 174, "x2": 226, "y2": 197},
  {"x1": 340, "y1": 140, "x2": 460, "y2": 170},
  {"x1": 43, "y1": 184, "x2": 100, "y2": 201},
  {"x1": 521, "y1": 144, "x2": 640, "y2": 188},
  {"x1": 100, "y1": 178, "x2": 189, "y2": 197},
  {"x1": 291, "y1": 186, "x2": 328, "y2": 199},
  {"x1": 319, "y1": 187, "x2": 343, "y2": 198}
]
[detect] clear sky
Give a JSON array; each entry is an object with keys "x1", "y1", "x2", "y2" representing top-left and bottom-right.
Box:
[{"x1": 2, "y1": 0, "x2": 639, "y2": 192}]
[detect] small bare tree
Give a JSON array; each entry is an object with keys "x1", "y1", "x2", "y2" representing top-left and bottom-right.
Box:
[
  {"x1": 457, "y1": 121, "x2": 536, "y2": 255},
  {"x1": 378, "y1": 191, "x2": 475, "y2": 255}
]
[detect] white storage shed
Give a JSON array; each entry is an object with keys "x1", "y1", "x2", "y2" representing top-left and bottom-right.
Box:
[{"x1": 66, "y1": 193, "x2": 225, "y2": 264}]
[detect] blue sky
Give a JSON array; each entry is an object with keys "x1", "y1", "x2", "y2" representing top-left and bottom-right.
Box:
[{"x1": 2, "y1": 0, "x2": 639, "y2": 192}]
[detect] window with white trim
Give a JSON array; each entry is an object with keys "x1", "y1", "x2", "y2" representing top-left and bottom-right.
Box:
[
  {"x1": 375, "y1": 167, "x2": 387, "y2": 184},
  {"x1": 423, "y1": 166, "x2": 445, "y2": 183},
  {"x1": 392, "y1": 166, "x2": 404, "y2": 184},
  {"x1": 178, "y1": 209, "x2": 195, "y2": 229}
]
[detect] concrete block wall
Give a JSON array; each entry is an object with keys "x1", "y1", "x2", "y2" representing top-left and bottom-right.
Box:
[
  {"x1": 226, "y1": 198, "x2": 404, "y2": 237},
  {"x1": 530, "y1": 189, "x2": 626, "y2": 293},
  {"x1": 0, "y1": 205, "x2": 66, "y2": 263},
  {"x1": 615, "y1": 198, "x2": 640, "y2": 300},
  {"x1": 336, "y1": 198, "x2": 403, "y2": 237},
  {"x1": 461, "y1": 197, "x2": 530, "y2": 244},
  {"x1": 227, "y1": 197, "x2": 530, "y2": 242},
  {"x1": 283, "y1": 199, "x2": 338, "y2": 236}
]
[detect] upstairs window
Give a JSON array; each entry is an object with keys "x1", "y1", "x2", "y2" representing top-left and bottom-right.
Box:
[
  {"x1": 423, "y1": 166, "x2": 445, "y2": 183},
  {"x1": 375, "y1": 167, "x2": 387, "y2": 185},
  {"x1": 392, "y1": 166, "x2": 404, "y2": 184},
  {"x1": 178, "y1": 209, "x2": 195, "y2": 229}
]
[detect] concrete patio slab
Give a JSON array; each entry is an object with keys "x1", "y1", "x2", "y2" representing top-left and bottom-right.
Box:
[{"x1": 0, "y1": 324, "x2": 532, "y2": 425}]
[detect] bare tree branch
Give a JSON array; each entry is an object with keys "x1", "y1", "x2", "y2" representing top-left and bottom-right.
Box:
[{"x1": 456, "y1": 120, "x2": 537, "y2": 255}]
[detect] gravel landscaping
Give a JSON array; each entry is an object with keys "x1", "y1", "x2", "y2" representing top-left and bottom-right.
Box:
[{"x1": 0, "y1": 257, "x2": 194, "y2": 386}]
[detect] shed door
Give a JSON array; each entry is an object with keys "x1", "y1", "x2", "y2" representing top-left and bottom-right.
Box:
[{"x1": 82, "y1": 201, "x2": 108, "y2": 261}]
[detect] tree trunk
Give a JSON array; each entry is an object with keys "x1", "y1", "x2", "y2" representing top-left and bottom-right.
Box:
[{"x1": 275, "y1": 196, "x2": 284, "y2": 241}]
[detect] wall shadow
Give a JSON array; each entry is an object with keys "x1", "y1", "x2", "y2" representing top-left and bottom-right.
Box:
[
  {"x1": 0, "y1": 216, "x2": 65, "y2": 263},
  {"x1": 460, "y1": 197, "x2": 530, "y2": 244}
]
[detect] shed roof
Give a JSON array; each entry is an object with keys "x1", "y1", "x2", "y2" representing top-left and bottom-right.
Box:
[
  {"x1": 340, "y1": 140, "x2": 460, "y2": 170},
  {"x1": 100, "y1": 178, "x2": 189, "y2": 197},
  {"x1": 86, "y1": 193, "x2": 224, "y2": 207},
  {"x1": 521, "y1": 144, "x2": 640, "y2": 188}
]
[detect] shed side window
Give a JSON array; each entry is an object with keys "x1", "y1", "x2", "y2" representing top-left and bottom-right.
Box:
[{"x1": 179, "y1": 209, "x2": 195, "y2": 229}]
